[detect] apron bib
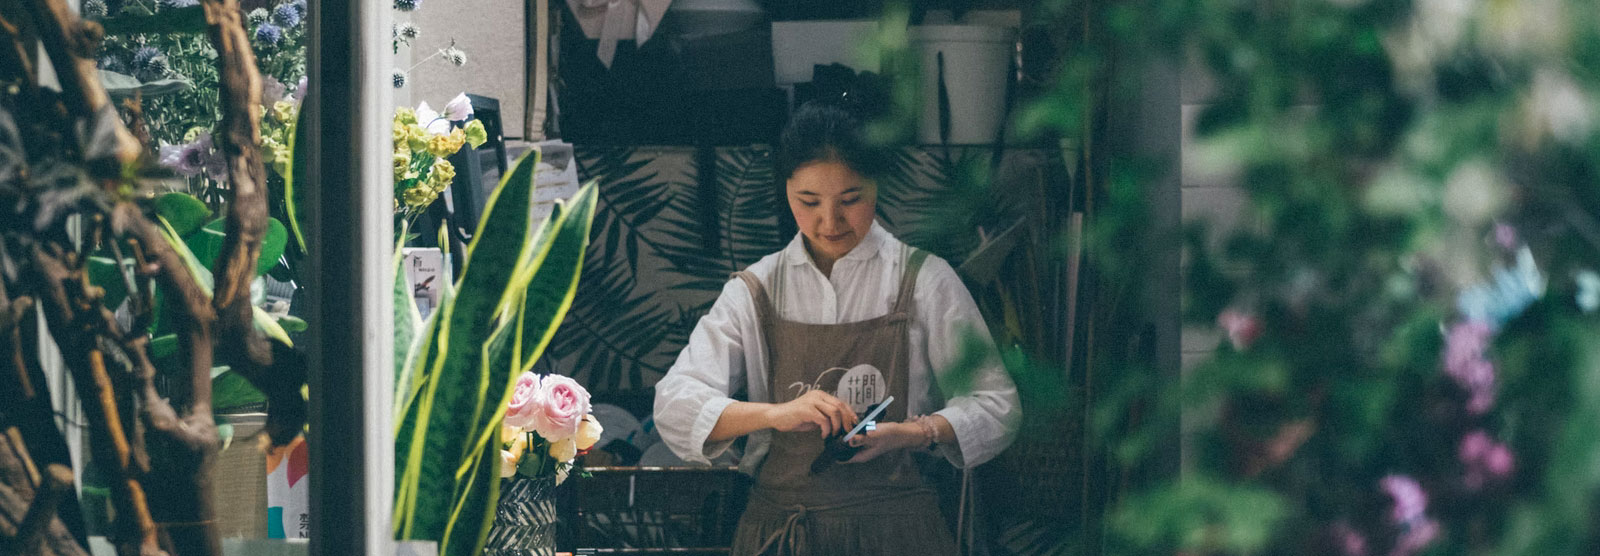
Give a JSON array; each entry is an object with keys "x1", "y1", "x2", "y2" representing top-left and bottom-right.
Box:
[{"x1": 728, "y1": 249, "x2": 957, "y2": 556}]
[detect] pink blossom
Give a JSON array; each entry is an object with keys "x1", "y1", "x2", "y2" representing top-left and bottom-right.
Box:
[
  {"x1": 527, "y1": 374, "x2": 590, "y2": 442},
  {"x1": 1484, "y1": 444, "x2": 1513, "y2": 476},
  {"x1": 1493, "y1": 223, "x2": 1517, "y2": 250},
  {"x1": 1380, "y1": 475, "x2": 1427, "y2": 524},
  {"x1": 504, "y1": 372, "x2": 542, "y2": 429},
  {"x1": 1330, "y1": 521, "x2": 1368, "y2": 556},
  {"x1": 1443, "y1": 321, "x2": 1496, "y2": 414},
  {"x1": 1217, "y1": 309, "x2": 1262, "y2": 350},
  {"x1": 1390, "y1": 518, "x2": 1439, "y2": 556}
]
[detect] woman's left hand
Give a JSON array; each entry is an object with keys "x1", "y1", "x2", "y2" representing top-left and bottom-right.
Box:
[{"x1": 842, "y1": 421, "x2": 923, "y2": 464}]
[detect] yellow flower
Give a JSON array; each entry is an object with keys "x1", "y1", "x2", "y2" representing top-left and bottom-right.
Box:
[
  {"x1": 261, "y1": 137, "x2": 281, "y2": 162},
  {"x1": 272, "y1": 145, "x2": 291, "y2": 176},
  {"x1": 392, "y1": 122, "x2": 409, "y2": 147},
  {"x1": 547, "y1": 437, "x2": 577, "y2": 462},
  {"x1": 394, "y1": 107, "x2": 418, "y2": 126},
  {"x1": 508, "y1": 430, "x2": 528, "y2": 459},
  {"x1": 273, "y1": 101, "x2": 299, "y2": 124},
  {"x1": 428, "y1": 158, "x2": 455, "y2": 189},
  {"x1": 394, "y1": 152, "x2": 411, "y2": 178},
  {"x1": 403, "y1": 186, "x2": 434, "y2": 208},
  {"x1": 425, "y1": 129, "x2": 466, "y2": 158},
  {"x1": 406, "y1": 125, "x2": 429, "y2": 152},
  {"x1": 576, "y1": 415, "x2": 603, "y2": 451},
  {"x1": 463, "y1": 119, "x2": 488, "y2": 149}
]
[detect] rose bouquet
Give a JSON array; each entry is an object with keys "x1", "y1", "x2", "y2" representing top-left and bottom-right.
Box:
[{"x1": 501, "y1": 372, "x2": 602, "y2": 483}]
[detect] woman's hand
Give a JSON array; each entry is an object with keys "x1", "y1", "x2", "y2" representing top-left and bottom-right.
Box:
[
  {"x1": 764, "y1": 390, "x2": 859, "y2": 439},
  {"x1": 842, "y1": 421, "x2": 924, "y2": 464}
]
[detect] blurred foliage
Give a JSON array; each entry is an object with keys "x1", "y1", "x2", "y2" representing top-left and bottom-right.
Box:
[{"x1": 994, "y1": 0, "x2": 1600, "y2": 554}]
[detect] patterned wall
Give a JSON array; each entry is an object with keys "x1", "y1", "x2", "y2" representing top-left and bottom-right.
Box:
[{"x1": 547, "y1": 145, "x2": 1055, "y2": 400}]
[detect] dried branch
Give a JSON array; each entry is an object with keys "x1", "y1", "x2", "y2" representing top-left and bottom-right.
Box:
[
  {"x1": 13, "y1": 463, "x2": 73, "y2": 554},
  {"x1": 25, "y1": 248, "x2": 164, "y2": 556},
  {"x1": 16, "y1": 0, "x2": 139, "y2": 166},
  {"x1": 200, "y1": 0, "x2": 270, "y2": 369}
]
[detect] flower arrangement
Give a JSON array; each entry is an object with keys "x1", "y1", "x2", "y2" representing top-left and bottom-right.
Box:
[
  {"x1": 392, "y1": 93, "x2": 488, "y2": 226},
  {"x1": 500, "y1": 372, "x2": 602, "y2": 483}
]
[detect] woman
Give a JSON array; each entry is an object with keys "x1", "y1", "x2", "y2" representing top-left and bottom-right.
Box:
[{"x1": 653, "y1": 101, "x2": 1021, "y2": 555}]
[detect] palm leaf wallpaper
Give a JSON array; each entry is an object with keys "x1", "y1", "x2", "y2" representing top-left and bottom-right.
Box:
[{"x1": 547, "y1": 145, "x2": 1056, "y2": 397}]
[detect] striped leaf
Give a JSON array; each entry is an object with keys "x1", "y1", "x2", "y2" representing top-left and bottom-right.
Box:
[{"x1": 394, "y1": 150, "x2": 543, "y2": 541}]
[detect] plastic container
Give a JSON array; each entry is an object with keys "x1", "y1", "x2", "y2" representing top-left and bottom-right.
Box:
[{"x1": 911, "y1": 24, "x2": 1015, "y2": 145}]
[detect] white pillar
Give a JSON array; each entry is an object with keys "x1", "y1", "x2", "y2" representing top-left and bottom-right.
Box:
[{"x1": 303, "y1": 0, "x2": 395, "y2": 554}]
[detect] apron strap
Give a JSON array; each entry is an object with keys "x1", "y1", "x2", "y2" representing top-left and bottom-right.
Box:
[
  {"x1": 732, "y1": 271, "x2": 777, "y2": 357},
  {"x1": 892, "y1": 249, "x2": 931, "y2": 315},
  {"x1": 752, "y1": 488, "x2": 937, "y2": 556}
]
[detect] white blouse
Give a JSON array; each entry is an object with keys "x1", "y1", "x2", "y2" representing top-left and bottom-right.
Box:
[{"x1": 653, "y1": 222, "x2": 1021, "y2": 471}]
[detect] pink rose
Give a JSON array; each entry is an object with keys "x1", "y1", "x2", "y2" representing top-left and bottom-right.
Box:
[
  {"x1": 1218, "y1": 309, "x2": 1262, "y2": 351},
  {"x1": 504, "y1": 372, "x2": 542, "y2": 429},
  {"x1": 528, "y1": 375, "x2": 590, "y2": 442}
]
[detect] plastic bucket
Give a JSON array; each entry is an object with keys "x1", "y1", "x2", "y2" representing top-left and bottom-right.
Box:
[{"x1": 911, "y1": 25, "x2": 1014, "y2": 145}]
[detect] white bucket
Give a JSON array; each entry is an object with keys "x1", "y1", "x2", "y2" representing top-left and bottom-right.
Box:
[{"x1": 911, "y1": 25, "x2": 1014, "y2": 145}]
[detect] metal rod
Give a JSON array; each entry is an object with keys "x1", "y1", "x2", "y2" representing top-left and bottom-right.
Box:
[{"x1": 304, "y1": 0, "x2": 394, "y2": 553}]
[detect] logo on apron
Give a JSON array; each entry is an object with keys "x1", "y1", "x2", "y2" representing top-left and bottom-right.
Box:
[{"x1": 788, "y1": 364, "x2": 889, "y2": 414}]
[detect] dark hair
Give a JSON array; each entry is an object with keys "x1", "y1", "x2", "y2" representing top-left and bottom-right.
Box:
[{"x1": 776, "y1": 100, "x2": 892, "y2": 183}]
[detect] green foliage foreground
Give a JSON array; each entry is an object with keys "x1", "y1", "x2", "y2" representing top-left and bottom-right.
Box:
[{"x1": 1006, "y1": 0, "x2": 1600, "y2": 554}]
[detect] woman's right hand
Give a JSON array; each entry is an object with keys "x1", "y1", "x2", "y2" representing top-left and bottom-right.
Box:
[{"x1": 765, "y1": 391, "x2": 859, "y2": 439}]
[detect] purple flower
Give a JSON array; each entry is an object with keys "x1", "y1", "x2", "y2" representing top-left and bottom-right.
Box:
[
  {"x1": 293, "y1": 75, "x2": 309, "y2": 103},
  {"x1": 159, "y1": 132, "x2": 228, "y2": 181},
  {"x1": 255, "y1": 23, "x2": 284, "y2": 46},
  {"x1": 262, "y1": 76, "x2": 287, "y2": 103},
  {"x1": 132, "y1": 47, "x2": 161, "y2": 69},
  {"x1": 1444, "y1": 321, "x2": 1496, "y2": 414},
  {"x1": 394, "y1": 0, "x2": 419, "y2": 11},
  {"x1": 1380, "y1": 475, "x2": 1427, "y2": 524},
  {"x1": 272, "y1": 3, "x2": 301, "y2": 27}
]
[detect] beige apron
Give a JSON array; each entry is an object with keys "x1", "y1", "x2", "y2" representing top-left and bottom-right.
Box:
[{"x1": 728, "y1": 249, "x2": 957, "y2": 556}]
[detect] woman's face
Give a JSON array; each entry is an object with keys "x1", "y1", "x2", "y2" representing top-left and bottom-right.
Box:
[{"x1": 787, "y1": 160, "x2": 878, "y2": 265}]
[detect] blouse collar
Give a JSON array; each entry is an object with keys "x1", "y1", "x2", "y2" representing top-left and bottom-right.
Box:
[{"x1": 783, "y1": 220, "x2": 891, "y2": 268}]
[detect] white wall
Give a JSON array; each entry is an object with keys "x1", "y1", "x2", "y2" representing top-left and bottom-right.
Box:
[{"x1": 402, "y1": 0, "x2": 527, "y2": 137}]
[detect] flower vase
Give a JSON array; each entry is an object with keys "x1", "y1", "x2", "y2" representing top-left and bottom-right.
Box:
[{"x1": 483, "y1": 474, "x2": 559, "y2": 556}]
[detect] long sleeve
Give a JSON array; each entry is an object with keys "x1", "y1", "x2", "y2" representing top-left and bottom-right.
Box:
[
  {"x1": 653, "y1": 278, "x2": 756, "y2": 464},
  {"x1": 916, "y1": 257, "x2": 1021, "y2": 469}
]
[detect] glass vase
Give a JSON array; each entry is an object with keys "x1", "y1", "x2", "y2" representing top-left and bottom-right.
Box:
[{"x1": 483, "y1": 474, "x2": 558, "y2": 556}]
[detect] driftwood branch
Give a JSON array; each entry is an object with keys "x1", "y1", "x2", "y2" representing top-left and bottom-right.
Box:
[
  {"x1": 25, "y1": 248, "x2": 165, "y2": 556},
  {"x1": 16, "y1": 0, "x2": 139, "y2": 166},
  {"x1": 201, "y1": 0, "x2": 269, "y2": 369},
  {"x1": 198, "y1": 0, "x2": 306, "y2": 448}
]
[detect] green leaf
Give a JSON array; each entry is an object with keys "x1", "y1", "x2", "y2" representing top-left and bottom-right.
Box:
[
  {"x1": 277, "y1": 315, "x2": 308, "y2": 333},
  {"x1": 211, "y1": 366, "x2": 268, "y2": 412},
  {"x1": 184, "y1": 217, "x2": 288, "y2": 276},
  {"x1": 395, "y1": 150, "x2": 545, "y2": 542},
  {"x1": 87, "y1": 255, "x2": 131, "y2": 309},
  {"x1": 150, "y1": 334, "x2": 179, "y2": 359},
  {"x1": 155, "y1": 192, "x2": 212, "y2": 238},
  {"x1": 514, "y1": 181, "x2": 599, "y2": 373},
  {"x1": 157, "y1": 216, "x2": 215, "y2": 295},
  {"x1": 258, "y1": 218, "x2": 289, "y2": 276},
  {"x1": 285, "y1": 115, "x2": 309, "y2": 254},
  {"x1": 253, "y1": 307, "x2": 292, "y2": 348},
  {"x1": 439, "y1": 427, "x2": 502, "y2": 556}
]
